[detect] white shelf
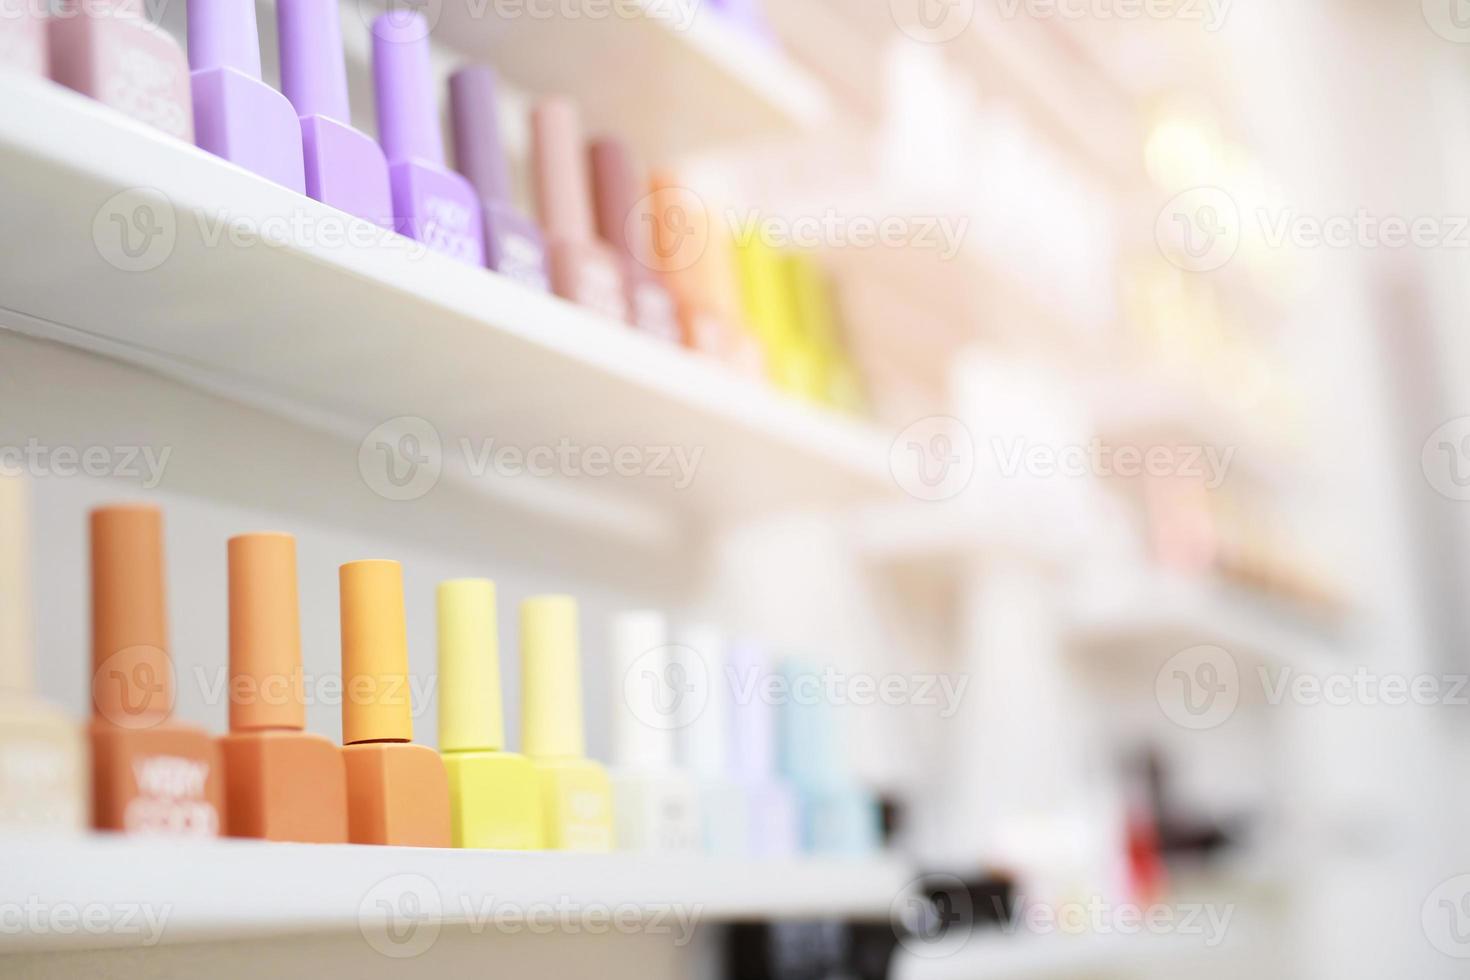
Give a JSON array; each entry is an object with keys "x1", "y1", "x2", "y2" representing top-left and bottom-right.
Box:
[
  {"x1": 368, "y1": 0, "x2": 832, "y2": 160},
  {"x1": 0, "y1": 76, "x2": 892, "y2": 543},
  {"x1": 891, "y1": 927, "x2": 1246, "y2": 980},
  {"x1": 0, "y1": 836, "x2": 915, "y2": 952}
]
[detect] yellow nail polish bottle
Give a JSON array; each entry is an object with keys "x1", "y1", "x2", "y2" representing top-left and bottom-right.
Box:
[
  {"x1": 520, "y1": 595, "x2": 614, "y2": 852},
  {"x1": 438, "y1": 579, "x2": 543, "y2": 849},
  {"x1": 0, "y1": 475, "x2": 88, "y2": 832}
]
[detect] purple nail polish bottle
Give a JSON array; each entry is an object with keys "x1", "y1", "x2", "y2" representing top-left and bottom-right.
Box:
[
  {"x1": 187, "y1": 0, "x2": 305, "y2": 191},
  {"x1": 448, "y1": 67, "x2": 549, "y2": 291},
  {"x1": 48, "y1": 0, "x2": 193, "y2": 140},
  {"x1": 589, "y1": 137, "x2": 683, "y2": 344},
  {"x1": 277, "y1": 0, "x2": 391, "y2": 227},
  {"x1": 372, "y1": 13, "x2": 485, "y2": 265},
  {"x1": 728, "y1": 642, "x2": 801, "y2": 857},
  {"x1": 1, "y1": 0, "x2": 47, "y2": 76},
  {"x1": 709, "y1": 0, "x2": 775, "y2": 42}
]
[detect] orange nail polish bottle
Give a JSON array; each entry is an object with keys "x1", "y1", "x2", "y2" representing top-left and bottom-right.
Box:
[
  {"x1": 219, "y1": 533, "x2": 347, "y2": 842},
  {"x1": 89, "y1": 505, "x2": 223, "y2": 836},
  {"x1": 339, "y1": 560, "x2": 450, "y2": 847}
]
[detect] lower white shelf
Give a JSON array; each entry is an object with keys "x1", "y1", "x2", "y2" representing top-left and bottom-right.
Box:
[{"x1": 0, "y1": 836, "x2": 915, "y2": 952}]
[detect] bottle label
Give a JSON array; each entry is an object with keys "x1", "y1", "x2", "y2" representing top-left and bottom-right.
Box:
[
  {"x1": 124, "y1": 755, "x2": 218, "y2": 835},
  {"x1": 633, "y1": 284, "x2": 682, "y2": 343},
  {"x1": 499, "y1": 233, "x2": 549, "y2": 291},
  {"x1": 562, "y1": 789, "x2": 613, "y2": 850},
  {"x1": 419, "y1": 197, "x2": 480, "y2": 264},
  {"x1": 577, "y1": 262, "x2": 626, "y2": 322},
  {"x1": 103, "y1": 44, "x2": 190, "y2": 139},
  {"x1": 0, "y1": 739, "x2": 83, "y2": 827}
]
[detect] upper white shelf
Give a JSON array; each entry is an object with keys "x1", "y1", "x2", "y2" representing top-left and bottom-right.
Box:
[
  {"x1": 0, "y1": 76, "x2": 892, "y2": 542},
  {"x1": 365, "y1": 0, "x2": 833, "y2": 160},
  {"x1": 1, "y1": 836, "x2": 915, "y2": 952}
]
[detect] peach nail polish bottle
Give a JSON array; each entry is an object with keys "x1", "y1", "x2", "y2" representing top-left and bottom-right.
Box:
[
  {"x1": 589, "y1": 137, "x2": 682, "y2": 344},
  {"x1": 48, "y1": 0, "x2": 194, "y2": 140},
  {"x1": 531, "y1": 98, "x2": 628, "y2": 322},
  {"x1": 219, "y1": 533, "x2": 347, "y2": 842},
  {"x1": 89, "y1": 505, "x2": 223, "y2": 835},
  {"x1": 0, "y1": 475, "x2": 88, "y2": 832},
  {"x1": 0, "y1": 0, "x2": 48, "y2": 75},
  {"x1": 339, "y1": 559, "x2": 450, "y2": 847},
  {"x1": 521, "y1": 595, "x2": 614, "y2": 851}
]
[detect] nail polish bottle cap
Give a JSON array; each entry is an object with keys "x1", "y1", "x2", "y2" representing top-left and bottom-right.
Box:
[
  {"x1": 437, "y1": 579, "x2": 505, "y2": 753},
  {"x1": 91, "y1": 505, "x2": 173, "y2": 727},
  {"x1": 187, "y1": 0, "x2": 265, "y2": 80},
  {"x1": 784, "y1": 253, "x2": 840, "y2": 349},
  {"x1": 728, "y1": 642, "x2": 777, "y2": 781},
  {"x1": 228, "y1": 533, "x2": 305, "y2": 732},
  {"x1": 588, "y1": 137, "x2": 644, "y2": 264},
  {"x1": 0, "y1": 476, "x2": 35, "y2": 696},
  {"x1": 778, "y1": 657, "x2": 844, "y2": 787},
  {"x1": 737, "y1": 235, "x2": 795, "y2": 344},
  {"x1": 610, "y1": 610, "x2": 674, "y2": 770},
  {"x1": 520, "y1": 594, "x2": 585, "y2": 760},
  {"x1": 678, "y1": 623, "x2": 729, "y2": 779},
  {"x1": 372, "y1": 12, "x2": 444, "y2": 167},
  {"x1": 448, "y1": 67, "x2": 513, "y2": 207},
  {"x1": 531, "y1": 98, "x2": 595, "y2": 245},
  {"x1": 277, "y1": 0, "x2": 352, "y2": 123},
  {"x1": 339, "y1": 559, "x2": 414, "y2": 744}
]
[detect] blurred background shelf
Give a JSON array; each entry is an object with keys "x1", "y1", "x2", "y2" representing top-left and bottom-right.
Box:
[
  {"x1": 0, "y1": 837, "x2": 916, "y2": 952},
  {"x1": 0, "y1": 76, "x2": 891, "y2": 545}
]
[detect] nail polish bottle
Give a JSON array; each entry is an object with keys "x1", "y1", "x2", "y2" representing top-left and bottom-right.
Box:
[
  {"x1": 779, "y1": 658, "x2": 881, "y2": 856},
  {"x1": 448, "y1": 66, "x2": 550, "y2": 291},
  {"x1": 89, "y1": 505, "x2": 223, "y2": 835},
  {"x1": 438, "y1": 579, "x2": 543, "y2": 849},
  {"x1": 1, "y1": 0, "x2": 47, "y2": 75},
  {"x1": 589, "y1": 138, "x2": 682, "y2": 344},
  {"x1": 219, "y1": 533, "x2": 347, "y2": 842},
  {"x1": 676, "y1": 624, "x2": 750, "y2": 856},
  {"x1": 531, "y1": 98, "x2": 628, "y2": 321},
  {"x1": 339, "y1": 559, "x2": 451, "y2": 847},
  {"x1": 277, "y1": 0, "x2": 392, "y2": 226},
  {"x1": 48, "y1": 0, "x2": 193, "y2": 140},
  {"x1": 520, "y1": 595, "x2": 614, "y2": 851},
  {"x1": 372, "y1": 13, "x2": 485, "y2": 265},
  {"x1": 0, "y1": 476, "x2": 87, "y2": 832},
  {"x1": 727, "y1": 642, "x2": 800, "y2": 857},
  {"x1": 785, "y1": 253, "x2": 866, "y2": 413},
  {"x1": 609, "y1": 611, "x2": 701, "y2": 852},
  {"x1": 186, "y1": 0, "x2": 305, "y2": 191}
]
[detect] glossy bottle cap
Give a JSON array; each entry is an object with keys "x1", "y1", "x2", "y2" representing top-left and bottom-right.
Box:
[
  {"x1": 437, "y1": 578, "x2": 505, "y2": 753},
  {"x1": 448, "y1": 66, "x2": 513, "y2": 206},
  {"x1": 520, "y1": 595, "x2": 585, "y2": 760},
  {"x1": 339, "y1": 559, "x2": 414, "y2": 745},
  {"x1": 588, "y1": 137, "x2": 641, "y2": 262},
  {"x1": 228, "y1": 533, "x2": 305, "y2": 732},
  {"x1": 679, "y1": 624, "x2": 728, "y2": 778},
  {"x1": 531, "y1": 98, "x2": 594, "y2": 245},
  {"x1": 0, "y1": 476, "x2": 34, "y2": 695},
  {"x1": 277, "y1": 0, "x2": 352, "y2": 122},
  {"x1": 610, "y1": 610, "x2": 673, "y2": 771},
  {"x1": 371, "y1": 12, "x2": 443, "y2": 167},
  {"x1": 186, "y1": 0, "x2": 265, "y2": 79},
  {"x1": 91, "y1": 505, "x2": 173, "y2": 727}
]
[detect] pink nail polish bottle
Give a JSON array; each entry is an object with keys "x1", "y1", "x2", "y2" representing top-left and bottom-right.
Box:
[
  {"x1": 590, "y1": 137, "x2": 682, "y2": 344},
  {"x1": 277, "y1": 0, "x2": 392, "y2": 226},
  {"x1": 48, "y1": 0, "x2": 193, "y2": 140},
  {"x1": 372, "y1": 12, "x2": 486, "y2": 265},
  {"x1": 449, "y1": 66, "x2": 550, "y2": 291},
  {"x1": 1, "y1": 0, "x2": 47, "y2": 75},
  {"x1": 531, "y1": 97, "x2": 628, "y2": 321},
  {"x1": 187, "y1": 0, "x2": 305, "y2": 191}
]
